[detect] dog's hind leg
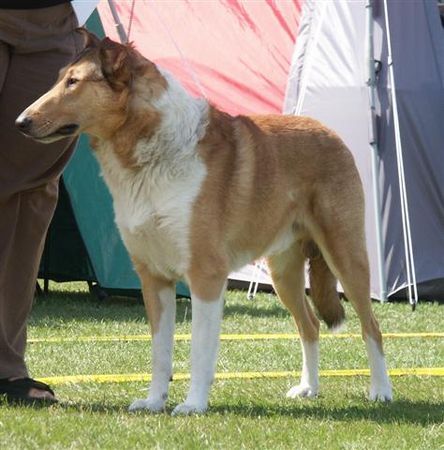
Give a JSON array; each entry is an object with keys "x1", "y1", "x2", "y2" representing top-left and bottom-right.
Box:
[
  {"x1": 313, "y1": 222, "x2": 392, "y2": 402},
  {"x1": 129, "y1": 262, "x2": 177, "y2": 413},
  {"x1": 267, "y1": 244, "x2": 321, "y2": 398},
  {"x1": 172, "y1": 266, "x2": 227, "y2": 415}
]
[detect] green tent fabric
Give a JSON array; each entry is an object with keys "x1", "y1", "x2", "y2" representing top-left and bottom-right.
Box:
[
  {"x1": 39, "y1": 11, "x2": 189, "y2": 298},
  {"x1": 39, "y1": 179, "x2": 96, "y2": 285}
]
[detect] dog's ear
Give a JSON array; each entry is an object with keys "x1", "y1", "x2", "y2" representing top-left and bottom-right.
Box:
[
  {"x1": 99, "y1": 38, "x2": 132, "y2": 91},
  {"x1": 76, "y1": 28, "x2": 101, "y2": 49}
]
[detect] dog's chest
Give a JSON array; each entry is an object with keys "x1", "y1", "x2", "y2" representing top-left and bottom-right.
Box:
[
  {"x1": 99, "y1": 151, "x2": 206, "y2": 279},
  {"x1": 119, "y1": 200, "x2": 187, "y2": 278}
]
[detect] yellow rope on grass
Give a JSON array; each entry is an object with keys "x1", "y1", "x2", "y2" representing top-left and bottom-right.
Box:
[
  {"x1": 40, "y1": 367, "x2": 444, "y2": 386},
  {"x1": 28, "y1": 332, "x2": 444, "y2": 344}
]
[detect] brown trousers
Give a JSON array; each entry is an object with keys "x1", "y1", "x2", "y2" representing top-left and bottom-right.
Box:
[{"x1": 0, "y1": 4, "x2": 83, "y2": 378}]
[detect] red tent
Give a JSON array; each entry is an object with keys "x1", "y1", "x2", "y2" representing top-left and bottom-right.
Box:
[{"x1": 97, "y1": 1, "x2": 301, "y2": 115}]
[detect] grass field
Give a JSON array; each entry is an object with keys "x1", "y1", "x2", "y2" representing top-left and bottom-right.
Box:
[{"x1": 0, "y1": 282, "x2": 443, "y2": 450}]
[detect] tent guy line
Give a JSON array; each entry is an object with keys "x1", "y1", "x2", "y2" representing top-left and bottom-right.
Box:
[
  {"x1": 28, "y1": 332, "x2": 444, "y2": 344},
  {"x1": 40, "y1": 367, "x2": 444, "y2": 386}
]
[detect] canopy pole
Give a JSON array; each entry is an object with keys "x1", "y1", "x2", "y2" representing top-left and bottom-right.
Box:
[
  {"x1": 294, "y1": 1, "x2": 328, "y2": 115},
  {"x1": 107, "y1": 0, "x2": 128, "y2": 43},
  {"x1": 382, "y1": 0, "x2": 418, "y2": 309},
  {"x1": 365, "y1": 0, "x2": 387, "y2": 302}
]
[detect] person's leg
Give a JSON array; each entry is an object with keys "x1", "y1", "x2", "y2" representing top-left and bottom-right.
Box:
[
  {"x1": 0, "y1": 180, "x2": 59, "y2": 379},
  {"x1": 0, "y1": 41, "x2": 8, "y2": 92},
  {"x1": 0, "y1": 5, "x2": 82, "y2": 401}
]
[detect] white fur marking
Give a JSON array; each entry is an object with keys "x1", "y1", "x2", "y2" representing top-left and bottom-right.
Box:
[
  {"x1": 172, "y1": 291, "x2": 225, "y2": 415},
  {"x1": 129, "y1": 287, "x2": 176, "y2": 412},
  {"x1": 365, "y1": 337, "x2": 393, "y2": 401},
  {"x1": 263, "y1": 226, "x2": 295, "y2": 258},
  {"x1": 287, "y1": 339, "x2": 319, "y2": 399},
  {"x1": 95, "y1": 70, "x2": 209, "y2": 279}
]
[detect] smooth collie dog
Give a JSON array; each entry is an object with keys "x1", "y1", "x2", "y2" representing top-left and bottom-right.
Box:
[{"x1": 17, "y1": 30, "x2": 392, "y2": 414}]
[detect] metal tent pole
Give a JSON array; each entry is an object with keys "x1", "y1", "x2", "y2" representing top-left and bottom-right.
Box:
[
  {"x1": 382, "y1": 0, "x2": 418, "y2": 309},
  {"x1": 365, "y1": 0, "x2": 387, "y2": 302},
  {"x1": 107, "y1": 0, "x2": 128, "y2": 43}
]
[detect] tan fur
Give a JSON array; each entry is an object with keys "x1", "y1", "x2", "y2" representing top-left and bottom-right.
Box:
[
  {"x1": 106, "y1": 108, "x2": 162, "y2": 169},
  {"x1": 303, "y1": 240, "x2": 345, "y2": 329},
  {"x1": 133, "y1": 259, "x2": 174, "y2": 335},
  {"x1": 190, "y1": 108, "x2": 384, "y2": 348},
  {"x1": 268, "y1": 243, "x2": 320, "y2": 342}
]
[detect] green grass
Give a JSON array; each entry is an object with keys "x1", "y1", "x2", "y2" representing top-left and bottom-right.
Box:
[{"x1": 1, "y1": 282, "x2": 443, "y2": 450}]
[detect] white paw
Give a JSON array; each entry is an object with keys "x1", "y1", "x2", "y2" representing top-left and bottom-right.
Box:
[
  {"x1": 128, "y1": 397, "x2": 166, "y2": 413},
  {"x1": 369, "y1": 382, "x2": 393, "y2": 402},
  {"x1": 286, "y1": 384, "x2": 319, "y2": 399},
  {"x1": 171, "y1": 402, "x2": 208, "y2": 416}
]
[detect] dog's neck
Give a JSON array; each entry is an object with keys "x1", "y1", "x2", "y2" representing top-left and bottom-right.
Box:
[
  {"x1": 94, "y1": 69, "x2": 209, "y2": 170},
  {"x1": 134, "y1": 69, "x2": 209, "y2": 164},
  {"x1": 93, "y1": 69, "x2": 209, "y2": 199}
]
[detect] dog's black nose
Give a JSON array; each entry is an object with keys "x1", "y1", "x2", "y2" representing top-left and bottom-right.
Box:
[{"x1": 15, "y1": 116, "x2": 32, "y2": 133}]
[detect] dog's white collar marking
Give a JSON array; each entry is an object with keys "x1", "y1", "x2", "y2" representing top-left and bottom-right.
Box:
[{"x1": 134, "y1": 69, "x2": 208, "y2": 166}]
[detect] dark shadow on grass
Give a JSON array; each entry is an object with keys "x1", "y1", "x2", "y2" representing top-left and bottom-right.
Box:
[
  {"x1": 30, "y1": 289, "x2": 289, "y2": 327},
  {"x1": 56, "y1": 400, "x2": 129, "y2": 414},
  {"x1": 30, "y1": 292, "x2": 148, "y2": 326},
  {"x1": 38, "y1": 398, "x2": 444, "y2": 426},
  {"x1": 0, "y1": 397, "x2": 128, "y2": 414},
  {"x1": 210, "y1": 399, "x2": 444, "y2": 425},
  {"x1": 56, "y1": 400, "x2": 176, "y2": 416},
  {"x1": 223, "y1": 302, "x2": 289, "y2": 319}
]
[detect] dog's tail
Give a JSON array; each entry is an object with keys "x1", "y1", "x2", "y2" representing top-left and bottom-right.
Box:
[{"x1": 302, "y1": 240, "x2": 345, "y2": 330}]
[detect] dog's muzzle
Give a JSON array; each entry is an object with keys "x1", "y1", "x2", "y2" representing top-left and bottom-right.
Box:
[
  {"x1": 15, "y1": 115, "x2": 79, "y2": 141},
  {"x1": 55, "y1": 124, "x2": 80, "y2": 136},
  {"x1": 15, "y1": 116, "x2": 33, "y2": 134}
]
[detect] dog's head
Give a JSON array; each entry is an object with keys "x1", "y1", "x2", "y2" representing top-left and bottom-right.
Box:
[{"x1": 16, "y1": 29, "x2": 166, "y2": 143}]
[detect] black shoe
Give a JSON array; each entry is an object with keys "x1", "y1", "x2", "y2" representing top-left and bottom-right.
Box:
[{"x1": 0, "y1": 377, "x2": 58, "y2": 406}]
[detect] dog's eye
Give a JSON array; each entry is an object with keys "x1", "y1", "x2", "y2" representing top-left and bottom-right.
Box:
[{"x1": 66, "y1": 77, "x2": 78, "y2": 87}]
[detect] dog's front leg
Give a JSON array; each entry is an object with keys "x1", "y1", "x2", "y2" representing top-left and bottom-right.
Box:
[
  {"x1": 129, "y1": 264, "x2": 176, "y2": 413},
  {"x1": 172, "y1": 276, "x2": 226, "y2": 416}
]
